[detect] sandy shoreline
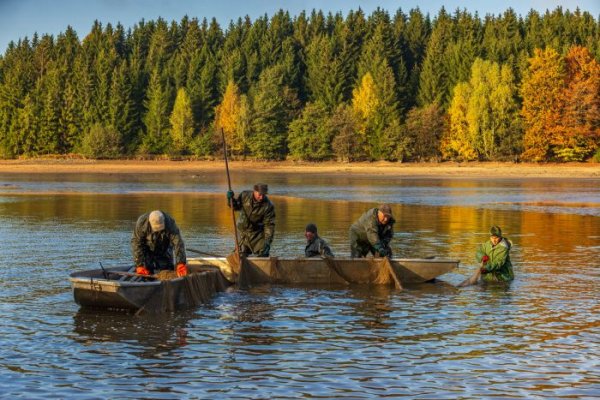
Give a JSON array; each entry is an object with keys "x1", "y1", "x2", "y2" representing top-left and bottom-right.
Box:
[{"x1": 0, "y1": 159, "x2": 598, "y2": 178}]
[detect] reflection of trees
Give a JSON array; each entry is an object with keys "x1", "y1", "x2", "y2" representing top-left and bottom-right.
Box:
[
  {"x1": 72, "y1": 308, "x2": 192, "y2": 360},
  {"x1": 2, "y1": 185, "x2": 597, "y2": 266}
]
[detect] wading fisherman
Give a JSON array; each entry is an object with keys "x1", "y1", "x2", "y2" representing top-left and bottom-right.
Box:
[
  {"x1": 304, "y1": 223, "x2": 334, "y2": 258},
  {"x1": 131, "y1": 210, "x2": 187, "y2": 276},
  {"x1": 227, "y1": 183, "x2": 275, "y2": 257},
  {"x1": 349, "y1": 204, "x2": 395, "y2": 258},
  {"x1": 477, "y1": 225, "x2": 514, "y2": 282}
]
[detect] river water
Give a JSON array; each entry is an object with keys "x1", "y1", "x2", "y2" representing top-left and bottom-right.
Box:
[{"x1": 0, "y1": 171, "x2": 598, "y2": 398}]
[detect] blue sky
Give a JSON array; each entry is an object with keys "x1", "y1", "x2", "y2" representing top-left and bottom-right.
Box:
[{"x1": 1, "y1": 0, "x2": 599, "y2": 52}]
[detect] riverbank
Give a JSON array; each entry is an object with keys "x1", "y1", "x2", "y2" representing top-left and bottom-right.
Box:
[{"x1": 0, "y1": 159, "x2": 598, "y2": 178}]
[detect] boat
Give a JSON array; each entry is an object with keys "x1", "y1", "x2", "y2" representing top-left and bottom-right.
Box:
[
  {"x1": 190, "y1": 256, "x2": 459, "y2": 286},
  {"x1": 69, "y1": 263, "x2": 230, "y2": 313}
]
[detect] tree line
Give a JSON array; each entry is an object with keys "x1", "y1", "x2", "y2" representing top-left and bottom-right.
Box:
[{"x1": 0, "y1": 6, "x2": 599, "y2": 162}]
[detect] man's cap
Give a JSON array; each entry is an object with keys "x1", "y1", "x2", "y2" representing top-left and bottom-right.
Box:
[
  {"x1": 305, "y1": 223, "x2": 318, "y2": 234},
  {"x1": 490, "y1": 225, "x2": 502, "y2": 237},
  {"x1": 379, "y1": 204, "x2": 393, "y2": 217},
  {"x1": 149, "y1": 210, "x2": 165, "y2": 232},
  {"x1": 254, "y1": 183, "x2": 268, "y2": 194}
]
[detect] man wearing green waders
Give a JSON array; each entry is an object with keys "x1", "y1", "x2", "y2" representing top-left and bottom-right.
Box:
[
  {"x1": 227, "y1": 183, "x2": 275, "y2": 257},
  {"x1": 477, "y1": 225, "x2": 514, "y2": 282},
  {"x1": 349, "y1": 204, "x2": 395, "y2": 258}
]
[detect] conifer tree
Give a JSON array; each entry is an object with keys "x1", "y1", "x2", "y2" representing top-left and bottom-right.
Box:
[
  {"x1": 305, "y1": 35, "x2": 345, "y2": 110},
  {"x1": 248, "y1": 64, "x2": 293, "y2": 159},
  {"x1": 287, "y1": 101, "x2": 332, "y2": 160},
  {"x1": 141, "y1": 68, "x2": 171, "y2": 154},
  {"x1": 108, "y1": 61, "x2": 134, "y2": 152},
  {"x1": 417, "y1": 10, "x2": 452, "y2": 108}
]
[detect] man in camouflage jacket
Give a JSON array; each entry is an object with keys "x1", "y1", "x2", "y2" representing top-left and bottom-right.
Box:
[
  {"x1": 349, "y1": 204, "x2": 395, "y2": 258},
  {"x1": 227, "y1": 183, "x2": 275, "y2": 257},
  {"x1": 304, "y1": 223, "x2": 334, "y2": 258},
  {"x1": 476, "y1": 225, "x2": 514, "y2": 282}
]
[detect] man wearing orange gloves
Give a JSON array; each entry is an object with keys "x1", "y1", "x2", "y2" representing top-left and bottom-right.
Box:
[{"x1": 131, "y1": 210, "x2": 187, "y2": 277}]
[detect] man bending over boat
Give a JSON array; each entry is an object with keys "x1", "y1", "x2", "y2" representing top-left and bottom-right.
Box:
[
  {"x1": 349, "y1": 204, "x2": 394, "y2": 258},
  {"x1": 227, "y1": 183, "x2": 275, "y2": 257},
  {"x1": 131, "y1": 210, "x2": 187, "y2": 277},
  {"x1": 477, "y1": 225, "x2": 514, "y2": 282},
  {"x1": 305, "y1": 223, "x2": 334, "y2": 258}
]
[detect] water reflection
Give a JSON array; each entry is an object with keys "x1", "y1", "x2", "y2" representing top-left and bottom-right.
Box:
[
  {"x1": 0, "y1": 175, "x2": 599, "y2": 398},
  {"x1": 2, "y1": 172, "x2": 599, "y2": 215},
  {"x1": 0, "y1": 192, "x2": 597, "y2": 265}
]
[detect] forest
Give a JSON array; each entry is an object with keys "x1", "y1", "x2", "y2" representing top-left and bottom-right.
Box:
[{"x1": 0, "y1": 6, "x2": 599, "y2": 162}]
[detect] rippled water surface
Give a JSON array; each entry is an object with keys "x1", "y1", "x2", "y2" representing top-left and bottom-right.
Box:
[{"x1": 0, "y1": 172, "x2": 598, "y2": 398}]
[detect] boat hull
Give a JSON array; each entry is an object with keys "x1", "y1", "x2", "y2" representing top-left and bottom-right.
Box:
[{"x1": 69, "y1": 263, "x2": 230, "y2": 312}]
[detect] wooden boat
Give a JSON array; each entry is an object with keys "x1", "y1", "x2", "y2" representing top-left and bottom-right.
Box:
[
  {"x1": 69, "y1": 263, "x2": 230, "y2": 313},
  {"x1": 190, "y1": 256, "x2": 459, "y2": 286}
]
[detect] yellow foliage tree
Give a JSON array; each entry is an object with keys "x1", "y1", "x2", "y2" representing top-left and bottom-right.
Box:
[
  {"x1": 443, "y1": 82, "x2": 477, "y2": 160},
  {"x1": 214, "y1": 80, "x2": 245, "y2": 155},
  {"x1": 351, "y1": 73, "x2": 380, "y2": 130},
  {"x1": 169, "y1": 88, "x2": 194, "y2": 155}
]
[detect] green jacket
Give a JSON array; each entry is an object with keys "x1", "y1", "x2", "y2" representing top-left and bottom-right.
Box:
[
  {"x1": 231, "y1": 190, "x2": 275, "y2": 254},
  {"x1": 131, "y1": 211, "x2": 186, "y2": 271},
  {"x1": 349, "y1": 208, "x2": 394, "y2": 257},
  {"x1": 476, "y1": 237, "x2": 514, "y2": 282}
]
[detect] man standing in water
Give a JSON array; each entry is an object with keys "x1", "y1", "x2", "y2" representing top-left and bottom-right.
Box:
[
  {"x1": 477, "y1": 225, "x2": 514, "y2": 282},
  {"x1": 304, "y1": 223, "x2": 334, "y2": 258},
  {"x1": 227, "y1": 183, "x2": 275, "y2": 257},
  {"x1": 131, "y1": 210, "x2": 187, "y2": 276},
  {"x1": 349, "y1": 204, "x2": 395, "y2": 258}
]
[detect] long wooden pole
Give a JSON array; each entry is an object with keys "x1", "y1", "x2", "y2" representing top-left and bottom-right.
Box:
[{"x1": 222, "y1": 128, "x2": 241, "y2": 269}]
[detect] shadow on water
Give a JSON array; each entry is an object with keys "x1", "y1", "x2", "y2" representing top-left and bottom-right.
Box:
[{"x1": 72, "y1": 308, "x2": 194, "y2": 359}]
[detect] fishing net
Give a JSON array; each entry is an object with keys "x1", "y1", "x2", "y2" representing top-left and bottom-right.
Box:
[
  {"x1": 371, "y1": 258, "x2": 403, "y2": 289},
  {"x1": 155, "y1": 270, "x2": 178, "y2": 280},
  {"x1": 138, "y1": 269, "x2": 229, "y2": 314}
]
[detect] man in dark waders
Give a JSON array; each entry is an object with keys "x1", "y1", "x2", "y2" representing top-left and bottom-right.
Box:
[
  {"x1": 349, "y1": 204, "x2": 395, "y2": 258},
  {"x1": 131, "y1": 210, "x2": 187, "y2": 276},
  {"x1": 227, "y1": 183, "x2": 275, "y2": 257},
  {"x1": 304, "y1": 223, "x2": 334, "y2": 258}
]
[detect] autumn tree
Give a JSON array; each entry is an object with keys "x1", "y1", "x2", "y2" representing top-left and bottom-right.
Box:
[
  {"x1": 444, "y1": 58, "x2": 521, "y2": 160},
  {"x1": 520, "y1": 47, "x2": 566, "y2": 161},
  {"x1": 214, "y1": 80, "x2": 246, "y2": 155},
  {"x1": 405, "y1": 103, "x2": 445, "y2": 161},
  {"x1": 330, "y1": 103, "x2": 364, "y2": 161},
  {"x1": 169, "y1": 87, "x2": 194, "y2": 155},
  {"x1": 557, "y1": 46, "x2": 600, "y2": 161}
]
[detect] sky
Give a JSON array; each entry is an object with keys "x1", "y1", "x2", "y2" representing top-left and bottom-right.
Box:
[{"x1": 1, "y1": 0, "x2": 599, "y2": 52}]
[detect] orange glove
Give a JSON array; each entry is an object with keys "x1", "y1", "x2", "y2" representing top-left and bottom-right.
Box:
[
  {"x1": 136, "y1": 266, "x2": 150, "y2": 275},
  {"x1": 176, "y1": 263, "x2": 188, "y2": 277}
]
